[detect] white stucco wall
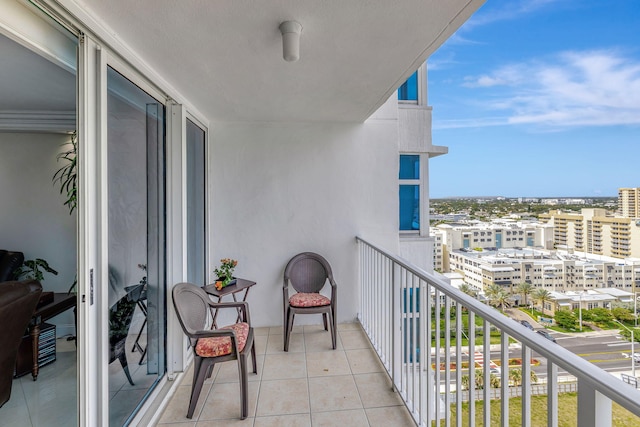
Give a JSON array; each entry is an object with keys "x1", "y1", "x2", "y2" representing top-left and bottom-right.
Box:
[
  {"x1": 209, "y1": 109, "x2": 399, "y2": 327},
  {"x1": 0, "y1": 132, "x2": 77, "y2": 335}
]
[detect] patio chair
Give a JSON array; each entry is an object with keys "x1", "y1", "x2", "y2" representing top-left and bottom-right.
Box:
[
  {"x1": 283, "y1": 252, "x2": 337, "y2": 351},
  {"x1": 172, "y1": 282, "x2": 256, "y2": 419}
]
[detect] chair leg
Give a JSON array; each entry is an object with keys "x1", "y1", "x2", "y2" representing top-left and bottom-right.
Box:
[
  {"x1": 251, "y1": 339, "x2": 257, "y2": 374},
  {"x1": 206, "y1": 363, "x2": 215, "y2": 379},
  {"x1": 117, "y1": 352, "x2": 135, "y2": 386},
  {"x1": 187, "y1": 357, "x2": 207, "y2": 419},
  {"x1": 284, "y1": 311, "x2": 295, "y2": 352},
  {"x1": 322, "y1": 312, "x2": 328, "y2": 331},
  {"x1": 327, "y1": 310, "x2": 336, "y2": 350},
  {"x1": 238, "y1": 355, "x2": 248, "y2": 419}
]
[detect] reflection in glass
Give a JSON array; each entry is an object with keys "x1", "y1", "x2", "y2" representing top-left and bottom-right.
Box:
[
  {"x1": 186, "y1": 119, "x2": 206, "y2": 285},
  {"x1": 399, "y1": 184, "x2": 420, "y2": 230},
  {"x1": 107, "y1": 67, "x2": 166, "y2": 426}
]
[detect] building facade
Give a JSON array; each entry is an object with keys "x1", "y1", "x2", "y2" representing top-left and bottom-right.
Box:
[
  {"x1": 619, "y1": 187, "x2": 640, "y2": 218},
  {"x1": 540, "y1": 207, "x2": 640, "y2": 259},
  {"x1": 447, "y1": 247, "x2": 640, "y2": 296}
]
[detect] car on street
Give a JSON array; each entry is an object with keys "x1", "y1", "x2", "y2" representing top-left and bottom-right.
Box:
[
  {"x1": 520, "y1": 320, "x2": 534, "y2": 330},
  {"x1": 536, "y1": 329, "x2": 557, "y2": 343}
]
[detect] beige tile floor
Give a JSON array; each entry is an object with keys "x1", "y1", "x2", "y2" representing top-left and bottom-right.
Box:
[{"x1": 155, "y1": 323, "x2": 415, "y2": 427}]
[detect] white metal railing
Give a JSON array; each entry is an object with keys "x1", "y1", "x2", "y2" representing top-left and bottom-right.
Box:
[{"x1": 356, "y1": 237, "x2": 640, "y2": 427}]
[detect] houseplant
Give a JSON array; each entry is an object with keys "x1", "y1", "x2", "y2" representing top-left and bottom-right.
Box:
[
  {"x1": 14, "y1": 258, "x2": 58, "y2": 281},
  {"x1": 53, "y1": 131, "x2": 77, "y2": 215},
  {"x1": 213, "y1": 258, "x2": 238, "y2": 290}
]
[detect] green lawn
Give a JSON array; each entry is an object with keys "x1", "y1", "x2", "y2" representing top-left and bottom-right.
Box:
[
  {"x1": 433, "y1": 392, "x2": 639, "y2": 426},
  {"x1": 431, "y1": 312, "x2": 511, "y2": 347}
]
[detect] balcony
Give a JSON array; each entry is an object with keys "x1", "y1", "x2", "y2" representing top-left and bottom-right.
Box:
[
  {"x1": 155, "y1": 238, "x2": 640, "y2": 426},
  {"x1": 156, "y1": 323, "x2": 414, "y2": 426}
]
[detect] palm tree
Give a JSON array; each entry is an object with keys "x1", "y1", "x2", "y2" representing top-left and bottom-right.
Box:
[
  {"x1": 486, "y1": 284, "x2": 510, "y2": 312},
  {"x1": 509, "y1": 368, "x2": 537, "y2": 387},
  {"x1": 532, "y1": 288, "x2": 552, "y2": 315},
  {"x1": 459, "y1": 283, "x2": 477, "y2": 298},
  {"x1": 517, "y1": 282, "x2": 534, "y2": 307}
]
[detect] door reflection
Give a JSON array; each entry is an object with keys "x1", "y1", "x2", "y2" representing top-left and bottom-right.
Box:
[{"x1": 107, "y1": 67, "x2": 166, "y2": 426}]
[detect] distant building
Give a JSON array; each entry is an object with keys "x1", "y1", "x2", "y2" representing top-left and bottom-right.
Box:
[
  {"x1": 544, "y1": 290, "x2": 624, "y2": 317},
  {"x1": 540, "y1": 207, "x2": 640, "y2": 259},
  {"x1": 446, "y1": 247, "x2": 640, "y2": 296},
  {"x1": 618, "y1": 187, "x2": 640, "y2": 218},
  {"x1": 431, "y1": 220, "x2": 553, "y2": 251}
]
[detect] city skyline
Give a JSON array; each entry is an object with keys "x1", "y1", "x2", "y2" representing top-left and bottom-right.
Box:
[{"x1": 428, "y1": 0, "x2": 640, "y2": 199}]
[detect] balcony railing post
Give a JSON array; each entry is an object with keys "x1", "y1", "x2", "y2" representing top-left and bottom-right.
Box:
[
  {"x1": 391, "y1": 260, "x2": 399, "y2": 394},
  {"x1": 577, "y1": 379, "x2": 612, "y2": 427}
]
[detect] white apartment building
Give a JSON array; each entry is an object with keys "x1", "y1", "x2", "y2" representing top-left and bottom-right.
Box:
[
  {"x1": 447, "y1": 247, "x2": 640, "y2": 295},
  {"x1": 540, "y1": 207, "x2": 640, "y2": 259}
]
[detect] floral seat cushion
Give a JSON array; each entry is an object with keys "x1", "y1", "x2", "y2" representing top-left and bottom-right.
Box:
[
  {"x1": 195, "y1": 322, "x2": 249, "y2": 357},
  {"x1": 289, "y1": 292, "x2": 331, "y2": 308}
]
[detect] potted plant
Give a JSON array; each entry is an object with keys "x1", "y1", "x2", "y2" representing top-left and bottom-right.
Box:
[
  {"x1": 53, "y1": 131, "x2": 77, "y2": 215},
  {"x1": 14, "y1": 258, "x2": 58, "y2": 282},
  {"x1": 213, "y1": 258, "x2": 238, "y2": 290}
]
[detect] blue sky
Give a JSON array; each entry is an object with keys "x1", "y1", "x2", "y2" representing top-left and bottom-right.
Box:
[{"x1": 428, "y1": 0, "x2": 640, "y2": 198}]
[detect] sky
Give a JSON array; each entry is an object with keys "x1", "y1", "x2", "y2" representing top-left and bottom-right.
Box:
[{"x1": 428, "y1": 0, "x2": 640, "y2": 198}]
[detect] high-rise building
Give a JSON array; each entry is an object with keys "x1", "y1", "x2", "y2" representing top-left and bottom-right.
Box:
[
  {"x1": 618, "y1": 187, "x2": 640, "y2": 218},
  {"x1": 540, "y1": 207, "x2": 640, "y2": 259}
]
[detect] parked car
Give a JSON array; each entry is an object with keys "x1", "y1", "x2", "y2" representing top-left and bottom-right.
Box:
[
  {"x1": 536, "y1": 329, "x2": 557, "y2": 343},
  {"x1": 520, "y1": 320, "x2": 534, "y2": 330}
]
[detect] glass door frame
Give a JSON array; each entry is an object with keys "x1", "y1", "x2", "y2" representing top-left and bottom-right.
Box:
[
  {"x1": 10, "y1": 2, "x2": 212, "y2": 424},
  {"x1": 97, "y1": 52, "x2": 169, "y2": 425},
  {"x1": 166, "y1": 105, "x2": 210, "y2": 377}
]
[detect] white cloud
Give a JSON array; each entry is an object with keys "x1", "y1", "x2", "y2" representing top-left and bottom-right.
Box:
[
  {"x1": 465, "y1": 0, "x2": 568, "y2": 29},
  {"x1": 453, "y1": 50, "x2": 640, "y2": 128}
]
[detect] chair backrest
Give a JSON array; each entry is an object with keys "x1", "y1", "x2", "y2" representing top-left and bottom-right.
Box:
[
  {"x1": 109, "y1": 286, "x2": 141, "y2": 346},
  {"x1": 284, "y1": 252, "x2": 334, "y2": 293},
  {"x1": 0, "y1": 280, "x2": 42, "y2": 407},
  {"x1": 172, "y1": 282, "x2": 211, "y2": 346},
  {"x1": 0, "y1": 250, "x2": 24, "y2": 282}
]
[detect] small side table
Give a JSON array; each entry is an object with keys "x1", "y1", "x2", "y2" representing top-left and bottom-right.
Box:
[{"x1": 202, "y1": 278, "x2": 256, "y2": 328}]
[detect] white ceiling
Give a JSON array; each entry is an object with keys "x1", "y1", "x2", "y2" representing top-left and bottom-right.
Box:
[{"x1": 73, "y1": 0, "x2": 484, "y2": 123}]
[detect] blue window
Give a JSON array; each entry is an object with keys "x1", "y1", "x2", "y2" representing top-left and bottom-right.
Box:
[
  {"x1": 399, "y1": 185, "x2": 419, "y2": 230},
  {"x1": 397, "y1": 71, "x2": 418, "y2": 101},
  {"x1": 399, "y1": 155, "x2": 419, "y2": 179},
  {"x1": 399, "y1": 154, "x2": 420, "y2": 231}
]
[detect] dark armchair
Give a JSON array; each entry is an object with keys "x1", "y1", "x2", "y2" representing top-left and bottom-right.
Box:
[
  {"x1": 0, "y1": 250, "x2": 24, "y2": 282},
  {"x1": 0, "y1": 280, "x2": 42, "y2": 408}
]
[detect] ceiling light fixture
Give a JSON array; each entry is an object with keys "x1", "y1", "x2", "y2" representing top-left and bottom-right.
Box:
[{"x1": 279, "y1": 21, "x2": 302, "y2": 62}]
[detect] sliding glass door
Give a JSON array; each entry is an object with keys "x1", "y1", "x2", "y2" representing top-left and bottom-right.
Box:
[{"x1": 106, "y1": 66, "x2": 166, "y2": 426}]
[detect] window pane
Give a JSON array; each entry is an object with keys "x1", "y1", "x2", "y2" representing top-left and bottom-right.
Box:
[
  {"x1": 186, "y1": 119, "x2": 206, "y2": 285},
  {"x1": 107, "y1": 66, "x2": 166, "y2": 424},
  {"x1": 399, "y1": 184, "x2": 419, "y2": 230},
  {"x1": 397, "y1": 71, "x2": 418, "y2": 101},
  {"x1": 399, "y1": 155, "x2": 420, "y2": 179}
]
